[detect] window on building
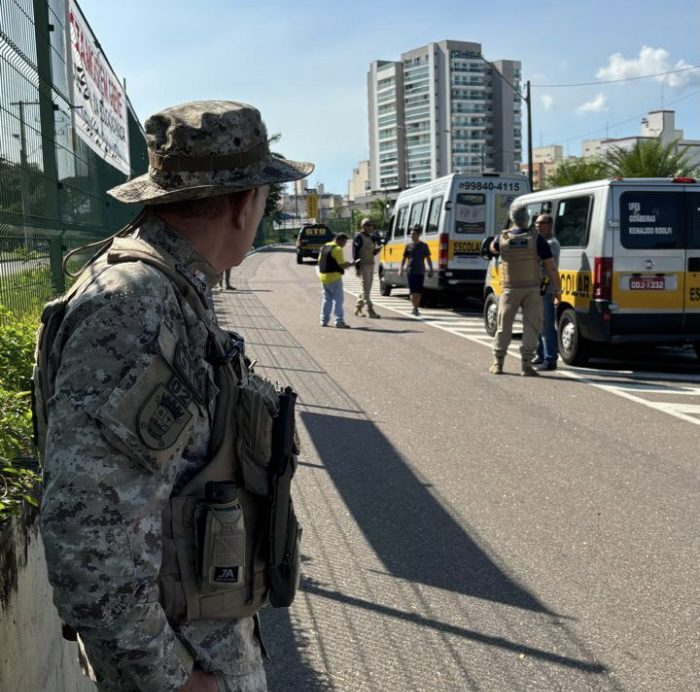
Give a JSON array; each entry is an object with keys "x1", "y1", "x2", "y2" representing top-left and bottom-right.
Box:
[{"x1": 555, "y1": 196, "x2": 593, "y2": 247}]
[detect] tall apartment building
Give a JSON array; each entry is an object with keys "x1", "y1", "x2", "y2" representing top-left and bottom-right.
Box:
[{"x1": 367, "y1": 40, "x2": 522, "y2": 192}]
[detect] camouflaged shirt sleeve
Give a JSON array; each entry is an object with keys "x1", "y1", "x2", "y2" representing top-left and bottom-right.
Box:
[{"x1": 40, "y1": 286, "x2": 202, "y2": 691}]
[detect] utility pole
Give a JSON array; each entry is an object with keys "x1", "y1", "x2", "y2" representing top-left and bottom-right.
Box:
[
  {"x1": 526, "y1": 80, "x2": 533, "y2": 190},
  {"x1": 477, "y1": 54, "x2": 533, "y2": 189}
]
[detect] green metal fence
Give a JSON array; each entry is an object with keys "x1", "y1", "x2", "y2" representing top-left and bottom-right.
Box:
[{"x1": 0, "y1": 0, "x2": 147, "y2": 319}]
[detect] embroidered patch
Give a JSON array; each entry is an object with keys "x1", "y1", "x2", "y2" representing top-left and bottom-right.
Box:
[{"x1": 137, "y1": 376, "x2": 194, "y2": 449}]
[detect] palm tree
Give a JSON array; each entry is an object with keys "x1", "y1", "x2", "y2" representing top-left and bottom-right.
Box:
[
  {"x1": 605, "y1": 138, "x2": 698, "y2": 178},
  {"x1": 545, "y1": 157, "x2": 608, "y2": 188}
]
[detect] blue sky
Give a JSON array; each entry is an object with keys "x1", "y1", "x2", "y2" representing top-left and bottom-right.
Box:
[{"x1": 78, "y1": 0, "x2": 700, "y2": 194}]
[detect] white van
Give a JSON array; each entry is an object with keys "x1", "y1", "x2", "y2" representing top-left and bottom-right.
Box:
[
  {"x1": 482, "y1": 177, "x2": 700, "y2": 364},
  {"x1": 379, "y1": 172, "x2": 530, "y2": 301}
]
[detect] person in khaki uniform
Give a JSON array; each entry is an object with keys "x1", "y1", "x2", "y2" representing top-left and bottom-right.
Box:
[
  {"x1": 352, "y1": 217, "x2": 381, "y2": 318},
  {"x1": 36, "y1": 101, "x2": 312, "y2": 692},
  {"x1": 489, "y1": 204, "x2": 561, "y2": 376}
]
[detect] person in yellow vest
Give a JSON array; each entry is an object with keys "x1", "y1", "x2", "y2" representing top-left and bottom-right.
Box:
[
  {"x1": 318, "y1": 232, "x2": 355, "y2": 327},
  {"x1": 36, "y1": 101, "x2": 312, "y2": 692},
  {"x1": 488, "y1": 203, "x2": 561, "y2": 376}
]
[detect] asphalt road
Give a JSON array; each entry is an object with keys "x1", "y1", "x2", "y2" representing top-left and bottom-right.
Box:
[{"x1": 215, "y1": 246, "x2": 699, "y2": 692}]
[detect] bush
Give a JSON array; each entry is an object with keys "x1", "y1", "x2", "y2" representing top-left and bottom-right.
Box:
[{"x1": 0, "y1": 306, "x2": 40, "y2": 523}]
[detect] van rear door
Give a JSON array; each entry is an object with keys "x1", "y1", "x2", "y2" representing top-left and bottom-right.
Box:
[
  {"x1": 613, "y1": 186, "x2": 686, "y2": 336},
  {"x1": 684, "y1": 190, "x2": 700, "y2": 337}
]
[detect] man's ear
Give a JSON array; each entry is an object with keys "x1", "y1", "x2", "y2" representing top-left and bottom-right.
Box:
[{"x1": 229, "y1": 189, "x2": 256, "y2": 229}]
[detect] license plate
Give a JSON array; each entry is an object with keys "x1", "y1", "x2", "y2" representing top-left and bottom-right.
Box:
[
  {"x1": 629, "y1": 277, "x2": 665, "y2": 290},
  {"x1": 453, "y1": 240, "x2": 481, "y2": 255}
]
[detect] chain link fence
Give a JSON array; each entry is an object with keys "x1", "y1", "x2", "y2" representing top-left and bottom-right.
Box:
[{"x1": 0, "y1": 0, "x2": 147, "y2": 320}]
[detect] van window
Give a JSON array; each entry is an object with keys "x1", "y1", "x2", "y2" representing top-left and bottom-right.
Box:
[
  {"x1": 394, "y1": 205, "x2": 409, "y2": 239},
  {"x1": 495, "y1": 193, "x2": 519, "y2": 231},
  {"x1": 620, "y1": 192, "x2": 683, "y2": 249},
  {"x1": 455, "y1": 193, "x2": 486, "y2": 234},
  {"x1": 426, "y1": 196, "x2": 442, "y2": 235},
  {"x1": 525, "y1": 202, "x2": 548, "y2": 229},
  {"x1": 408, "y1": 200, "x2": 427, "y2": 233},
  {"x1": 555, "y1": 196, "x2": 592, "y2": 247}
]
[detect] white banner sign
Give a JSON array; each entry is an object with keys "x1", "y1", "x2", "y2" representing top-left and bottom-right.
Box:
[{"x1": 68, "y1": 0, "x2": 130, "y2": 175}]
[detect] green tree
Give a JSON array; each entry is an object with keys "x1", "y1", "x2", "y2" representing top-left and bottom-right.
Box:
[
  {"x1": 605, "y1": 138, "x2": 698, "y2": 178},
  {"x1": 545, "y1": 157, "x2": 608, "y2": 188},
  {"x1": 368, "y1": 197, "x2": 389, "y2": 229}
]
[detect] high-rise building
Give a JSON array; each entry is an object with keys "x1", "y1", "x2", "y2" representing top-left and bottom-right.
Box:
[{"x1": 367, "y1": 40, "x2": 522, "y2": 192}]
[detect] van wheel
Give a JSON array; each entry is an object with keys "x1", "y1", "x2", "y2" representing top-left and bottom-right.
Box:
[
  {"x1": 379, "y1": 273, "x2": 392, "y2": 296},
  {"x1": 296, "y1": 254, "x2": 303, "y2": 264},
  {"x1": 693, "y1": 343, "x2": 700, "y2": 360},
  {"x1": 483, "y1": 292, "x2": 499, "y2": 337},
  {"x1": 558, "y1": 308, "x2": 590, "y2": 365}
]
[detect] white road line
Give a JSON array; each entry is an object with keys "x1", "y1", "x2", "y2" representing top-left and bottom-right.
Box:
[{"x1": 342, "y1": 275, "x2": 700, "y2": 427}]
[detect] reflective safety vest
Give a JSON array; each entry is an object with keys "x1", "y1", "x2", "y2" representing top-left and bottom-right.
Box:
[
  {"x1": 499, "y1": 229, "x2": 540, "y2": 289},
  {"x1": 33, "y1": 236, "x2": 301, "y2": 623},
  {"x1": 318, "y1": 242, "x2": 343, "y2": 275}
]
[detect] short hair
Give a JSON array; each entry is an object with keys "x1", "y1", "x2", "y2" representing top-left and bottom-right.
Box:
[
  {"x1": 410, "y1": 224, "x2": 422, "y2": 234},
  {"x1": 535, "y1": 213, "x2": 553, "y2": 224},
  {"x1": 509, "y1": 203, "x2": 530, "y2": 229},
  {"x1": 149, "y1": 188, "x2": 258, "y2": 220},
  {"x1": 335, "y1": 233, "x2": 349, "y2": 241},
  {"x1": 360, "y1": 217, "x2": 372, "y2": 228}
]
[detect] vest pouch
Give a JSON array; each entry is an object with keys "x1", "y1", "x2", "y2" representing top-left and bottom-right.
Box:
[
  {"x1": 196, "y1": 485, "x2": 247, "y2": 594},
  {"x1": 235, "y1": 376, "x2": 278, "y2": 497},
  {"x1": 268, "y1": 499, "x2": 302, "y2": 608}
]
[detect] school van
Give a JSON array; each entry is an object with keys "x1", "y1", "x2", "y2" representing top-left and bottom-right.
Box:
[
  {"x1": 482, "y1": 177, "x2": 700, "y2": 364},
  {"x1": 378, "y1": 172, "x2": 530, "y2": 301}
]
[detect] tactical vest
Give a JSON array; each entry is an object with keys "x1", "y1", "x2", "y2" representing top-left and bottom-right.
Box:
[
  {"x1": 499, "y1": 229, "x2": 540, "y2": 289},
  {"x1": 318, "y1": 243, "x2": 343, "y2": 274},
  {"x1": 32, "y1": 237, "x2": 301, "y2": 624}
]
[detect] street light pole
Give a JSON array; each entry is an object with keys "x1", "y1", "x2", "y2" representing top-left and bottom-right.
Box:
[
  {"x1": 525, "y1": 80, "x2": 533, "y2": 190},
  {"x1": 476, "y1": 55, "x2": 533, "y2": 190}
]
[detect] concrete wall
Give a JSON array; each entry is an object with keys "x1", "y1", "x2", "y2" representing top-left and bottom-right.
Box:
[{"x1": 0, "y1": 516, "x2": 95, "y2": 692}]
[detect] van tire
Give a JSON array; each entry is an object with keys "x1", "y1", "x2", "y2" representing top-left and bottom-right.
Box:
[
  {"x1": 693, "y1": 343, "x2": 700, "y2": 360},
  {"x1": 296, "y1": 254, "x2": 303, "y2": 264},
  {"x1": 483, "y1": 292, "x2": 499, "y2": 337},
  {"x1": 558, "y1": 308, "x2": 590, "y2": 365},
  {"x1": 379, "y1": 273, "x2": 392, "y2": 296}
]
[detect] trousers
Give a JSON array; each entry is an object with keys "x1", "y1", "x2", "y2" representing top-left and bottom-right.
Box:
[
  {"x1": 493, "y1": 287, "x2": 543, "y2": 362},
  {"x1": 354, "y1": 263, "x2": 375, "y2": 310}
]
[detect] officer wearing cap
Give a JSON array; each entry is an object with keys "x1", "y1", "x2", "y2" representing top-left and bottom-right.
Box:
[
  {"x1": 488, "y1": 203, "x2": 561, "y2": 376},
  {"x1": 38, "y1": 101, "x2": 312, "y2": 691}
]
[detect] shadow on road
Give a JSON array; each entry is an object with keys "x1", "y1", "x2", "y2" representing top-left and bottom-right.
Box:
[{"x1": 300, "y1": 411, "x2": 549, "y2": 614}]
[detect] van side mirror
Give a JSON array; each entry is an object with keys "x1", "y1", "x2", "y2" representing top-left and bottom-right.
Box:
[{"x1": 480, "y1": 236, "x2": 495, "y2": 260}]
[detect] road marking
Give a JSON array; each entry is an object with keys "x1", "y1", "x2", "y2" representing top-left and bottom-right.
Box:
[{"x1": 343, "y1": 274, "x2": 700, "y2": 427}]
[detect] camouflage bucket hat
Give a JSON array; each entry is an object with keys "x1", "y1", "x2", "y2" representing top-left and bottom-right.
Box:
[{"x1": 108, "y1": 100, "x2": 313, "y2": 205}]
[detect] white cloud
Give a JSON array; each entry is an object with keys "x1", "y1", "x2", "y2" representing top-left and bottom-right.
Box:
[
  {"x1": 541, "y1": 94, "x2": 554, "y2": 110},
  {"x1": 596, "y1": 45, "x2": 700, "y2": 88},
  {"x1": 576, "y1": 93, "x2": 608, "y2": 113}
]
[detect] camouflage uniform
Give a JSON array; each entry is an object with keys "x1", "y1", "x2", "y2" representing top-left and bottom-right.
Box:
[
  {"x1": 40, "y1": 217, "x2": 265, "y2": 691},
  {"x1": 39, "y1": 100, "x2": 312, "y2": 692}
]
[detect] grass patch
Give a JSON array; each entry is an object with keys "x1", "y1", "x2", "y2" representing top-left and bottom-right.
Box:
[{"x1": 0, "y1": 305, "x2": 41, "y2": 524}]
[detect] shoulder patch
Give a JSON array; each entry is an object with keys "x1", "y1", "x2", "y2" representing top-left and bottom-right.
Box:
[{"x1": 138, "y1": 375, "x2": 194, "y2": 449}]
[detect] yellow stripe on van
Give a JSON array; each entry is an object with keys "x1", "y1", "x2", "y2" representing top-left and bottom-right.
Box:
[
  {"x1": 380, "y1": 237, "x2": 440, "y2": 265},
  {"x1": 559, "y1": 270, "x2": 593, "y2": 309}
]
